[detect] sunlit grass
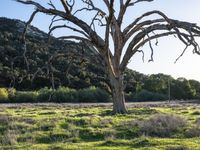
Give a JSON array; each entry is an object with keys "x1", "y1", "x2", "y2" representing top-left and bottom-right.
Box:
[{"x1": 0, "y1": 104, "x2": 199, "y2": 149}]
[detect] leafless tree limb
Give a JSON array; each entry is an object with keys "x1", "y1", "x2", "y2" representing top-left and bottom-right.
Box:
[
  {"x1": 137, "y1": 50, "x2": 145, "y2": 62},
  {"x1": 48, "y1": 24, "x2": 89, "y2": 39},
  {"x1": 48, "y1": 0, "x2": 56, "y2": 9},
  {"x1": 66, "y1": 0, "x2": 75, "y2": 13},
  {"x1": 174, "y1": 46, "x2": 188, "y2": 63},
  {"x1": 128, "y1": 0, "x2": 154, "y2": 6},
  {"x1": 21, "y1": 9, "x2": 39, "y2": 71},
  {"x1": 60, "y1": 0, "x2": 70, "y2": 14}
]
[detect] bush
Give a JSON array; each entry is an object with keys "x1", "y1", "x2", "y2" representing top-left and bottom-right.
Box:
[
  {"x1": 11, "y1": 91, "x2": 38, "y2": 103},
  {"x1": 92, "y1": 87, "x2": 111, "y2": 102},
  {"x1": 196, "y1": 118, "x2": 200, "y2": 125},
  {"x1": 191, "y1": 111, "x2": 200, "y2": 115},
  {"x1": 138, "y1": 114, "x2": 187, "y2": 137},
  {"x1": 52, "y1": 87, "x2": 78, "y2": 103},
  {"x1": 0, "y1": 88, "x2": 8, "y2": 102},
  {"x1": 37, "y1": 87, "x2": 53, "y2": 102},
  {"x1": 78, "y1": 87, "x2": 96, "y2": 102},
  {"x1": 7, "y1": 88, "x2": 16, "y2": 99},
  {"x1": 185, "y1": 126, "x2": 200, "y2": 137},
  {"x1": 37, "y1": 86, "x2": 110, "y2": 103},
  {"x1": 77, "y1": 86, "x2": 110, "y2": 102},
  {"x1": 2, "y1": 86, "x2": 110, "y2": 103},
  {"x1": 125, "y1": 92, "x2": 135, "y2": 102},
  {"x1": 133, "y1": 90, "x2": 168, "y2": 101}
]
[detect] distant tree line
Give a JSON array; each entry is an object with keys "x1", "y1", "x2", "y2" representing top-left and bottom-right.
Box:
[{"x1": 124, "y1": 71, "x2": 199, "y2": 101}]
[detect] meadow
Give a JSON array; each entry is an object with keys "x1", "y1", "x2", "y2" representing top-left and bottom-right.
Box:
[{"x1": 0, "y1": 102, "x2": 200, "y2": 150}]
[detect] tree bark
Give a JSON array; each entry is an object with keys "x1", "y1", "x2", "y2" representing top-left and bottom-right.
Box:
[{"x1": 109, "y1": 74, "x2": 127, "y2": 114}]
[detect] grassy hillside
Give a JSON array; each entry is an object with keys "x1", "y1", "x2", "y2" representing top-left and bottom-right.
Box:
[{"x1": 0, "y1": 103, "x2": 200, "y2": 149}]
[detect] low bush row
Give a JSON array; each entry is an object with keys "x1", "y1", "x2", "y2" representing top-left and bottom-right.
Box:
[
  {"x1": 0, "y1": 87, "x2": 111, "y2": 103},
  {"x1": 126, "y1": 89, "x2": 168, "y2": 102},
  {"x1": 1, "y1": 87, "x2": 193, "y2": 103}
]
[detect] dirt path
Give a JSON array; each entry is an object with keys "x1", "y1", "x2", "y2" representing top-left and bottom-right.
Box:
[{"x1": 0, "y1": 100, "x2": 199, "y2": 108}]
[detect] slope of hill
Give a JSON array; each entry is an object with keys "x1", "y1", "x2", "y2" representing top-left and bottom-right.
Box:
[{"x1": 0, "y1": 17, "x2": 109, "y2": 90}]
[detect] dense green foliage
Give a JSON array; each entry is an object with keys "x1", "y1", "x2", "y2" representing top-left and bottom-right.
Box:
[
  {"x1": 124, "y1": 72, "x2": 200, "y2": 101},
  {"x1": 0, "y1": 104, "x2": 200, "y2": 149},
  {"x1": 0, "y1": 88, "x2": 8, "y2": 101},
  {"x1": 1, "y1": 17, "x2": 200, "y2": 101},
  {"x1": 0, "y1": 87, "x2": 111, "y2": 103},
  {"x1": 0, "y1": 17, "x2": 109, "y2": 91}
]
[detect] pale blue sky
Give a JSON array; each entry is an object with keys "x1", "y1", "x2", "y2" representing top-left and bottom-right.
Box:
[{"x1": 1, "y1": 0, "x2": 200, "y2": 81}]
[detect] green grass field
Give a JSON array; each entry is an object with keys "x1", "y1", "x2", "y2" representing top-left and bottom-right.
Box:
[{"x1": 0, "y1": 103, "x2": 200, "y2": 150}]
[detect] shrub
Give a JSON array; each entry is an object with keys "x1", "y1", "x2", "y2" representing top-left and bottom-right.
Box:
[
  {"x1": 185, "y1": 126, "x2": 200, "y2": 137},
  {"x1": 196, "y1": 118, "x2": 200, "y2": 125},
  {"x1": 78, "y1": 87, "x2": 96, "y2": 102},
  {"x1": 1, "y1": 130, "x2": 18, "y2": 145},
  {"x1": 37, "y1": 87, "x2": 53, "y2": 102},
  {"x1": 3, "y1": 86, "x2": 110, "y2": 103},
  {"x1": 78, "y1": 86, "x2": 111, "y2": 102},
  {"x1": 191, "y1": 111, "x2": 200, "y2": 115},
  {"x1": 125, "y1": 92, "x2": 135, "y2": 102},
  {"x1": 7, "y1": 88, "x2": 16, "y2": 100},
  {"x1": 52, "y1": 87, "x2": 78, "y2": 103},
  {"x1": 37, "y1": 87, "x2": 78, "y2": 103},
  {"x1": 0, "y1": 114, "x2": 10, "y2": 125},
  {"x1": 133, "y1": 90, "x2": 168, "y2": 101},
  {"x1": 138, "y1": 114, "x2": 187, "y2": 137},
  {"x1": 94, "y1": 88, "x2": 111, "y2": 102},
  {"x1": 116, "y1": 122, "x2": 141, "y2": 139},
  {"x1": 11, "y1": 91, "x2": 38, "y2": 103},
  {"x1": 0, "y1": 88, "x2": 8, "y2": 102}
]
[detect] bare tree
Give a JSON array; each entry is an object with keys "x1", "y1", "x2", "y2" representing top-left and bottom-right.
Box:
[{"x1": 16, "y1": 0, "x2": 200, "y2": 113}]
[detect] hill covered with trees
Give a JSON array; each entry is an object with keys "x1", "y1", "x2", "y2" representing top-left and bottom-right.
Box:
[
  {"x1": 0, "y1": 17, "x2": 200, "y2": 101},
  {"x1": 0, "y1": 17, "x2": 108, "y2": 90}
]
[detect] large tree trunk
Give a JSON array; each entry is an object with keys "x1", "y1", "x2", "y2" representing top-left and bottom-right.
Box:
[{"x1": 109, "y1": 74, "x2": 127, "y2": 114}]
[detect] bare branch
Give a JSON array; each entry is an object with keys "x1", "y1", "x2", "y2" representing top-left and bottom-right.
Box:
[
  {"x1": 49, "y1": 15, "x2": 57, "y2": 30},
  {"x1": 15, "y1": 0, "x2": 45, "y2": 9},
  {"x1": 124, "y1": 18, "x2": 165, "y2": 42},
  {"x1": 128, "y1": 0, "x2": 154, "y2": 6},
  {"x1": 74, "y1": 0, "x2": 106, "y2": 17},
  {"x1": 117, "y1": 0, "x2": 133, "y2": 26},
  {"x1": 146, "y1": 33, "x2": 154, "y2": 62},
  {"x1": 174, "y1": 46, "x2": 188, "y2": 63},
  {"x1": 48, "y1": 0, "x2": 56, "y2": 9},
  {"x1": 103, "y1": 0, "x2": 110, "y2": 8},
  {"x1": 123, "y1": 10, "x2": 172, "y2": 35},
  {"x1": 16, "y1": 0, "x2": 106, "y2": 52},
  {"x1": 21, "y1": 9, "x2": 39, "y2": 72},
  {"x1": 60, "y1": 0, "x2": 70, "y2": 14},
  {"x1": 48, "y1": 24, "x2": 89, "y2": 38},
  {"x1": 66, "y1": 0, "x2": 75, "y2": 13},
  {"x1": 137, "y1": 50, "x2": 145, "y2": 62}
]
